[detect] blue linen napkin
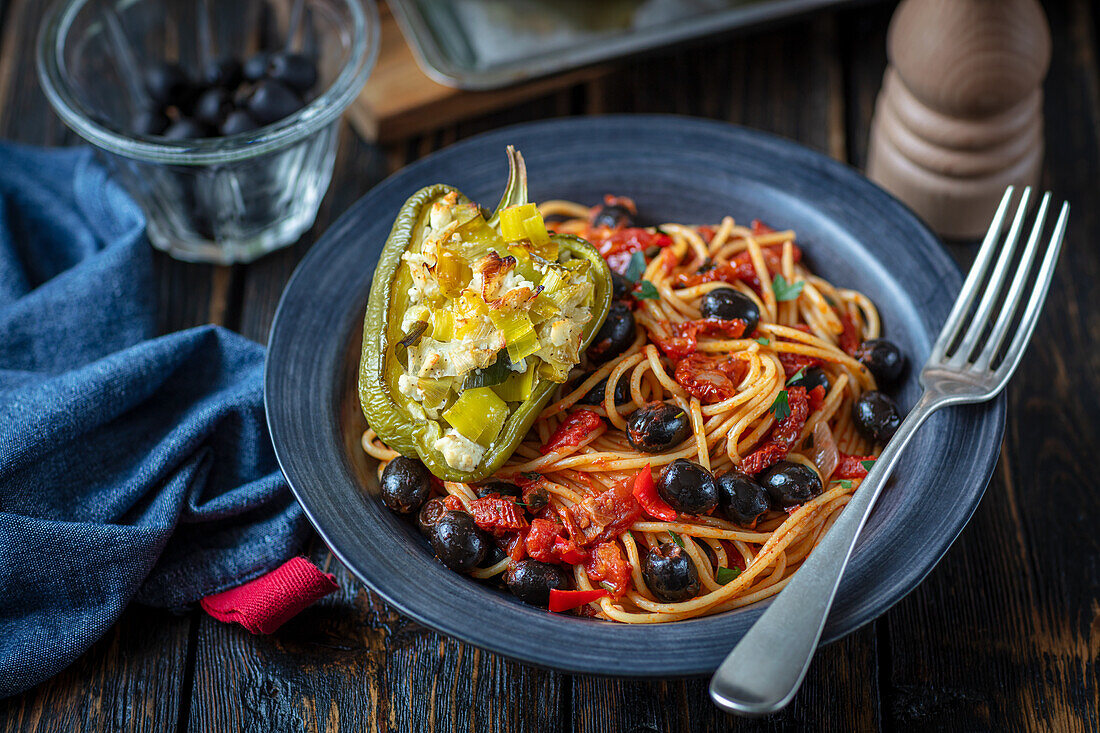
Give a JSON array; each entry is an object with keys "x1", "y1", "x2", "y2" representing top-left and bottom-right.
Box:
[{"x1": 0, "y1": 143, "x2": 309, "y2": 698}]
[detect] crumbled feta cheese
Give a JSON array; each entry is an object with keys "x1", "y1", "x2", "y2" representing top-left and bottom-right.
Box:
[
  {"x1": 499, "y1": 270, "x2": 536, "y2": 294},
  {"x1": 398, "y1": 373, "x2": 425, "y2": 401},
  {"x1": 429, "y1": 200, "x2": 454, "y2": 232},
  {"x1": 433, "y1": 429, "x2": 485, "y2": 472}
]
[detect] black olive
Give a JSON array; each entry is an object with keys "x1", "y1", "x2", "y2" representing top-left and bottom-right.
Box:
[
  {"x1": 144, "y1": 62, "x2": 191, "y2": 106},
  {"x1": 643, "y1": 543, "x2": 700, "y2": 602},
  {"x1": 716, "y1": 470, "x2": 771, "y2": 525},
  {"x1": 853, "y1": 391, "x2": 901, "y2": 443},
  {"x1": 246, "y1": 80, "x2": 303, "y2": 125},
  {"x1": 587, "y1": 302, "x2": 635, "y2": 364},
  {"x1": 130, "y1": 107, "x2": 169, "y2": 136},
  {"x1": 429, "y1": 511, "x2": 487, "y2": 572},
  {"x1": 242, "y1": 52, "x2": 271, "y2": 82},
  {"x1": 476, "y1": 481, "x2": 522, "y2": 499},
  {"x1": 611, "y1": 272, "x2": 632, "y2": 301},
  {"x1": 267, "y1": 52, "x2": 318, "y2": 93},
  {"x1": 657, "y1": 459, "x2": 718, "y2": 514},
  {"x1": 504, "y1": 560, "x2": 572, "y2": 606},
  {"x1": 699, "y1": 287, "x2": 760, "y2": 333},
  {"x1": 194, "y1": 87, "x2": 232, "y2": 126},
  {"x1": 789, "y1": 365, "x2": 830, "y2": 392},
  {"x1": 417, "y1": 497, "x2": 447, "y2": 536},
  {"x1": 161, "y1": 117, "x2": 210, "y2": 140},
  {"x1": 480, "y1": 542, "x2": 507, "y2": 568},
  {"x1": 593, "y1": 203, "x2": 634, "y2": 229},
  {"x1": 203, "y1": 56, "x2": 243, "y2": 89},
  {"x1": 380, "y1": 455, "x2": 432, "y2": 513},
  {"x1": 757, "y1": 461, "x2": 823, "y2": 508},
  {"x1": 576, "y1": 374, "x2": 631, "y2": 406},
  {"x1": 627, "y1": 402, "x2": 691, "y2": 453},
  {"x1": 220, "y1": 110, "x2": 259, "y2": 136},
  {"x1": 854, "y1": 338, "x2": 906, "y2": 385}
]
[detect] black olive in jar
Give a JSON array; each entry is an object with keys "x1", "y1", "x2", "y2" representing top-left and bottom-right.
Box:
[
  {"x1": 855, "y1": 338, "x2": 906, "y2": 385},
  {"x1": 853, "y1": 390, "x2": 902, "y2": 443},
  {"x1": 716, "y1": 470, "x2": 771, "y2": 526},
  {"x1": 504, "y1": 560, "x2": 572, "y2": 606},
  {"x1": 656, "y1": 459, "x2": 718, "y2": 514},
  {"x1": 417, "y1": 497, "x2": 447, "y2": 536},
  {"x1": 476, "y1": 481, "x2": 522, "y2": 499},
  {"x1": 429, "y1": 511, "x2": 487, "y2": 572},
  {"x1": 626, "y1": 402, "x2": 691, "y2": 453},
  {"x1": 380, "y1": 456, "x2": 432, "y2": 513},
  {"x1": 756, "y1": 461, "x2": 823, "y2": 508},
  {"x1": 699, "y1": 287, "x2": 761, "y2": 334},
  {"x1": 643, "y1": 543, "x2": 700, "y2": 602},
  {"x1": 587, "y1": 302, "x2": 635, "y2": 364}
]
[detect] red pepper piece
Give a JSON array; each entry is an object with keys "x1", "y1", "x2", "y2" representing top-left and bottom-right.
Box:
[
  {"x1": 632, "y1": 464, "x2": 677, "y2": 522},
  {"x1": 469, "y1": 495, "x2": 528, "y2": 536},
  {"x1": 541, "y1": 409, "x2": 604, "y2": 455},
  {"x1": 552, "y1": 536, "x2": 589, "y2": 565},
  {"x1": 548, "y1": 588, "x2": 608, "y2": 613},
  {"x1": 442, "y1": 495, "x2": 464, "y2": 512},
  {"x1": 834, "y1": 453, "x2": 877, "y2": 479},
  {"x1": 741, "y1": 386, "x2": 810, "y2": 476}
]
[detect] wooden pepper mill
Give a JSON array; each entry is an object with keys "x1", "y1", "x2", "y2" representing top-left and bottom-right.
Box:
[{"x1": 867, "y1": 0, "x2": 1051, "y2": 240}]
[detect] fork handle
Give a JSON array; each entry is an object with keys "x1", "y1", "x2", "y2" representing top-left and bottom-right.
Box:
[{"x1": 709, "y1": 389, "x2": 943, "y2": 716}]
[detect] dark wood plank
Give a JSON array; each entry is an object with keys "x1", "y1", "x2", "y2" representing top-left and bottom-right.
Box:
[
  {"x1": 843, "y1": 0, "x2": 1100, "y2": 730},
  {"x1": 0, "y1": 0, "x2": 223, "y2": 728},
  {"x1": 0, "y1": 608, "x2": 191, "y2": 733}
]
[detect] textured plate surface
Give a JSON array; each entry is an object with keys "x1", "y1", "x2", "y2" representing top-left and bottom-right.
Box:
[{"x1": 265, "y1": 116, "x2": 1004, "y2": 676}]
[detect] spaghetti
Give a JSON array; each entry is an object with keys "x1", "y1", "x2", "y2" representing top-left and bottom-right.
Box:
[{"x1": 364, "y1": 195, "x2": 897, "y2": 623}]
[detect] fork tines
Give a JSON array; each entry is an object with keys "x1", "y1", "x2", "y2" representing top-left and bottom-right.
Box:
[{"x1": 930, "y1": 186, "x2": 1069, "y2": 377}]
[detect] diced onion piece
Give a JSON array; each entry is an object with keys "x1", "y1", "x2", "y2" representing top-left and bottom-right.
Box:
[
  {"x1": 811, "y1": 421, "x2": 839, "y2": 480},
  {"x1": 443, "y1": 387, "x2": 509, "y2": 446}
]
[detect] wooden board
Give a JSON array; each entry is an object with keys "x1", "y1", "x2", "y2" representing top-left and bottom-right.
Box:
[{"x1": 346, "y1": 4, "x2": 609, "y2": 143}]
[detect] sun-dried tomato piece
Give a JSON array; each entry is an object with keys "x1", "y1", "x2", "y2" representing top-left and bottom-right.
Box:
[
  {"x1": 468, "y1": 495, "x2": 528, "y2": 536},
  {"x1": 741, "y1": 386, "x2": 810, "y2": 475},
  {"x1": 541, "y1": 409, "x2": 604, "y2": 455},
  {"x1": 834, "y1": 453, "x2": 877, "y2": 479},
  {"x1": 584, "y1": 541, "x2": 633, "y2": 599},
  {"x1": 779, "y1": 352, "x2": 822, "y2": 378},
  {"x1": 674, "y1": 353, "x2": 748, "y2": 403},
  {"x1": 838, "y1": 311, "x2": 861, "y2": 356}
]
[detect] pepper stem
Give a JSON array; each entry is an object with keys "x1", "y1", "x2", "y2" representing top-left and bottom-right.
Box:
[{"x1": 487, "y1": 145, "x2": 528, "y2": 229}]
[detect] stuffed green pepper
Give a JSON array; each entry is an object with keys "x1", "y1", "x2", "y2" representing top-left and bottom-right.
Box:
[{"x1": 359, "y1": 147, "x2": 613, "y2": 482}]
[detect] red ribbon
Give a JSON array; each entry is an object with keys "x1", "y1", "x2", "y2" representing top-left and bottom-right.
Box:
[{"x1": 200, "y1": 557, "x2": 338, "y2": 634}]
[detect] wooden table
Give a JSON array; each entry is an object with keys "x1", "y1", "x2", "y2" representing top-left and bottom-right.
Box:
[{"x1": 2, "y1": 1, "x2": 1098, "y2": 730}]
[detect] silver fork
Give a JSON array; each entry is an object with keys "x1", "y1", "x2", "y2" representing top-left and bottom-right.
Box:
[{"x1": 709, "y1": 187, "x2": 1069, "y2": 717}]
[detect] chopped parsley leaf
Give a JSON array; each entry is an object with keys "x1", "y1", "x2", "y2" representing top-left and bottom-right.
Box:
[
  {"x1": 770, "y1": 390, "x2": 791, "y2": 422},
  {"x1": 716, "y1": 567, "x2": 742, "y2": 584},
  {"x1": 633, "y1": 280, "x2": 660, "y2": 300},
  {"x1": 772, "y1": 274, "x2": 804, "y2": 302}
]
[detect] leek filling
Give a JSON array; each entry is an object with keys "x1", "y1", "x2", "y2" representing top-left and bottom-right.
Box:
[{"x1": 396, "y1": 193, "x2": 595, "y2": 470}]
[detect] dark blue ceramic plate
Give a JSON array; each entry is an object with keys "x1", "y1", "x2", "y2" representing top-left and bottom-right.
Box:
[{"x1": 265, "y1": 116, "x2": 1004, "y2": 676}]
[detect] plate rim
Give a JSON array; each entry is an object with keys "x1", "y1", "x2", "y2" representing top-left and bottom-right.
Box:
[{"x1": 265, "y1": 114, "x2": 1006, "y2": 676}]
